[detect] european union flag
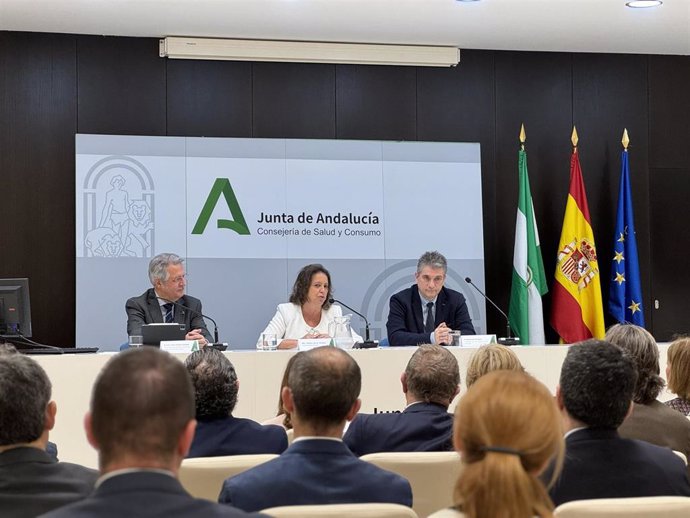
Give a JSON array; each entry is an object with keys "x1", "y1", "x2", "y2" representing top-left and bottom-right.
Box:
[{"x1": 609, "y1": 149, "x2": 644, "y2": 325}]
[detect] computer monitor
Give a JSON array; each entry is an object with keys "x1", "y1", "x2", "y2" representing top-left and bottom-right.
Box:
[{"x1": 0, "y1": 278, "x2": 32, "y2": 337}]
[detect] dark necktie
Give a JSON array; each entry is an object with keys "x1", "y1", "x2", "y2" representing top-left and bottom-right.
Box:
[
  {"x1": 163, "y1": 303, "x2": 174, "y2": 323},
  {"x1": 424, "y1": 301, "x2": 434, "y2": 333}
]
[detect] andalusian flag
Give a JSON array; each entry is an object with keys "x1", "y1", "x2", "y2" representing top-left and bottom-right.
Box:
[
  {"x1": 509, "y1": 135, "x2": 547, "y2": 344},
  {"x1": 550, "y1": 128, "x2": 605, "y2": 343},
  {"x1": 609, "y1": 130, "x2": 644, "y2": 325}
]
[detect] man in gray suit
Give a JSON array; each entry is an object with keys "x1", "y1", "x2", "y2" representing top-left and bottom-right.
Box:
[
  {"x1": 42, "y1": 348, "x2": 260, "y2": 518},
  {"x1": 0, "y1": 353, "x2": 97, "y2": 517},
  {"x1": 126, "y1": 252, "x2": 211, "y2": 345}
]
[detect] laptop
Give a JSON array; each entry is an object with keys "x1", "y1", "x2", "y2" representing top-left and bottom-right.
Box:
[{"x1": 141, "y1": 323, "x2": 186, "y2": 346}]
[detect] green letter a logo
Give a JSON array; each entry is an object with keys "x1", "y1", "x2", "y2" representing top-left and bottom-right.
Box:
[{"x1": 192, "y1": 178, "x2": 251, "y2": 235}]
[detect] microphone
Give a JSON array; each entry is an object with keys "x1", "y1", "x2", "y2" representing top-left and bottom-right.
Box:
[
  {"x1": 328, "y1": 298, "x2": 377, "y2": 349},
  {"x1": 464, "y1": 278, "x2": 520, "y2": 346},
  {"x1": 160, "y1": 298, "x2": 225, "y2": 349}
]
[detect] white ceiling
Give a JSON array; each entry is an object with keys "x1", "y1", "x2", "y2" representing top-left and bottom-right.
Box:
[{"x1": 1, "y1": 0, "x2": 688, "y2": 56}]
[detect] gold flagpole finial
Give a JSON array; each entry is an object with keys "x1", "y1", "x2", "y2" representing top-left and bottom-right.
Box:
[
  {"x1": 622, "y1": 128, "x2": 629, "y2": 150},
  {"x1": 571, "y1": 126, "x2": 579, "y2": 148},
  {"x1": 519, "y1": 124, "x2": 526, "y2": 150}
]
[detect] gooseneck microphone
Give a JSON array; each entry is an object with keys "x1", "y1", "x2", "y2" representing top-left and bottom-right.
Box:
[
  {"x1": 328, "y1": 298, "x2": 378, "y2": 349},
  {"x1": 161, "y1": 298, "x2": 222, "y2": 347},
  {"x1": 464, "y1": 278, "x2": 520, "y2": 346}
]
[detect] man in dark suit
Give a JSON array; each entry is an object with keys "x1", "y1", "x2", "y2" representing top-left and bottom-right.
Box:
[
  {"x1": 219, "y1": 346, "x2": 412, "y2": 513},
  {"x1": 543, "y1": 340, "x2": 690, "y2": 507},
  {"x1": 344, "y1": 344, "x2": 459, "y2": 456},
  {"x1": 0, "y1": 352, "x2": 97, "y2": 517},
  {"x1": 42, "y1": 348, "x2": 260, "y2": 518},
  {"x1": 386, "y1": 251, "x2": 475, "y2": 346},
  {"x1": 185, "y1": 348, "x2": 287, "y2": 457},
  {"x1": 126, "y1": 252, "x2": 211, "y2": 345}
]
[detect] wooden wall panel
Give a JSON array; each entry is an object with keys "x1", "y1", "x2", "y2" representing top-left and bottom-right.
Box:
[
  {"x1": 253, "y1": 62, "x2": 336, "y2": 138},
  {"x1": 649, "y1": 56, "x2": 690, "y2": 169},
  {"x1": 0, "y1": 32, "x2": 77, "y2": 345},
  {"x1": 336, "y1": 65, "x2": 416, "y2": 140},
  {"x1": 77, "y1": 36, "x2": 166, "y2": 135},
  {"x1": 167, "y1": 60, "x2": 252, "y2": 137}
]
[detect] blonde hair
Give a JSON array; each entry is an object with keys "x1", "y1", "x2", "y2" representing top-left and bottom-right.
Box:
[
  {"x1": 465, "y1": 344, "x2": 524, "y2": 388},
  {"x1": 667, "y1": 338, "x2": 690, "y2": 400},
  {"x1": 453, "y1": 370, "x2": 564, "y2": 518}
]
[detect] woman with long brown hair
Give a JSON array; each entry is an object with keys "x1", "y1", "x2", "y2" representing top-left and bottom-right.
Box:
[{"x1": 431, "y1": 370, "x2": 563, "y2": 518}]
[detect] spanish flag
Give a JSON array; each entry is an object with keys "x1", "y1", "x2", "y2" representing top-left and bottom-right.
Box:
[{"x1": 550, "y1": 129, "x2": 605, "y2": 343}]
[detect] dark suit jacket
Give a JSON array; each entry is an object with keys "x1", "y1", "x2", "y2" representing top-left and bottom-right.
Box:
[
  {"x1": 40, "y1": 471, "x2": 262, "y2": 518},
  {"x1": 386, "y1": 285, "x2": 475, "y2": 346},
  {"x1": 0, "y1": 446, "x2": 97, "y2": 518},
  {"x1": 126, "y1": 288, "x2": 211, "y2": 341},
  {"x1": 218, "y1": 439, "x2": 413, "y2": 512},
  {"x1": 188, "y1": 416, "x2": 288, "y2": 458},
  {"x1": 543, "y1": 428, "x2": 690, "y2": 507},
  {"x1": 343, "y1": 402, "x2": 454, "y2": 456},
  {"x1": 618, "y1": 400, "x2": 690, "y2": 478}
]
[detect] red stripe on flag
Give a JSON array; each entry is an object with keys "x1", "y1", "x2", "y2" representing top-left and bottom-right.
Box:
[
  {"x1": 550, "y1": 281, "x2": 594, "y2": 343},
  {"x1": 570, "y1": 152, "x2": 593, "y2": 225}
]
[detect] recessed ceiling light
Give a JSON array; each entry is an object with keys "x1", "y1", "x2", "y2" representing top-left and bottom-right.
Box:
[{"x1": 626, "y1": 1, "x2": 663, "y2": 8}]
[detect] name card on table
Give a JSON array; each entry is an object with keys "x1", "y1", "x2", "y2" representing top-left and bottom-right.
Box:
[
  {"x1": 298, "y1": 338, "x2": 333, "y2": 351},
  {"x1": 160, "y1": 340, "x2": 200, "y2": 353},
  {"x1": 460, "y1": 334, "x2": 497, "y2": 348}
]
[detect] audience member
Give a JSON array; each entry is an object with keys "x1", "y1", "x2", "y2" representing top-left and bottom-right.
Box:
[
  {"x1": 544, "y1": 339, "x2": 690, "y2": 506},
  {"x1": 219, "y1": 346, "x2": 412, "y2": 512},
  {"x1": 465, "y1": 344, "x2": 524, "y2": 388},
  {"x1": 606, "y1": 324, "x2": 690, "y2": 469},
  {"x1": 386, "y1": 251, "x2": 475, "y2": 346},
  {"x1": 126, "y1": 252, "x2": 211, "y2": 345},
  {"x1": 42, "y1": 348, "x2": 260, "y2": 517},
  {"x1": 665, "y1": 337, "x2": 690, "y2": 416},
  {"x1": 430, "y1": 370, "x2": 563, "y2": 518},
  {"x1": 0, "y1": 343, "x2": 59, "y2": 461},
  {"x1": 262, "y1": 354, "x2": 298, "y2": 429},
  {"x1": 185, "y1": 348, "x2": 287, "y2": 457},
  {"x1": 0, "y1": 353, "x2": 97, "y2": 517},
  {"x1": 344, "y1": 344, "x2": 459, "y2": 455}
]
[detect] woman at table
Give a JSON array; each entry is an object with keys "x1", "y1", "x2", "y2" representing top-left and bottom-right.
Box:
[{"x1": 257, "y1": 263, "x2": 363, "y2": 350}]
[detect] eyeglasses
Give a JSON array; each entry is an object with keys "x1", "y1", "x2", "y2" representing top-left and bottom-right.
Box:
[{"x1": 167, "y1": 274, "x2": 187, "y2": 284}]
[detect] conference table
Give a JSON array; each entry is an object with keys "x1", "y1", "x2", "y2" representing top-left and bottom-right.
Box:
[{"x1": 34, "y1": 344, "x2": 671, "y2": 469}]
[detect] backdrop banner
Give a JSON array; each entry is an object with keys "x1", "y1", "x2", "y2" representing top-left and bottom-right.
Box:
[{"x1": 76, "y1": 135, "x2": 485, "y2": 349}]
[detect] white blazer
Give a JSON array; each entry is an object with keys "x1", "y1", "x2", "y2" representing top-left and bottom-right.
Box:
[{"x1": 257, "y1": 303, "x2": 363, "y2": 346}]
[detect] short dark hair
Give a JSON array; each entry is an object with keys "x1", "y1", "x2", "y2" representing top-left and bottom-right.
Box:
[
  {"x1": 605, "y1": 323, "x2": 664, "y2": 404},
  {"x1": 0, "y1": 354, "x2": 51, "y2": 446},
  {"x1": 185, "y1": 347, "x2": 239, "y2": 419},
  {"x1": 90, "y1": 348, "x2": 195, "y2": 467},
  {"x1": 405, "y1": 344, "x2": 460, "y2": 406},
  {"x1": 289, "y1": 264, "x2": 332, "y2": 310},
  {"x1": 559, "y1": 339, "x2": 637, "y2": 428},
  {"x1": 287, "y1": 347, "x2": 360, "y2": 430}
]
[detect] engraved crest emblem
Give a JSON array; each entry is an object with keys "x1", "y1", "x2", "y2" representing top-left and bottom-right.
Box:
[{"x1": 557, "y1": 238, "x2": 598, "y2": 290}]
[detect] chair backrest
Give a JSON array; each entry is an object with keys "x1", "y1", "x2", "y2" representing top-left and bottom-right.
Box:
[
  {"x1": 360, "y1": 451, "x2": 462, "y2": 518},
  {"x1": 261, "y1": 503, "x2": 418, "y2": 517},
  {"x1": 554, "y1": 496, "x2": 690, "y2": 517},
  {"x1": 179, "y1": 454, "x2": 278, "y2": 501},
  {"x1": 673, "y1": 449, "x2": 688, "y2": 465}
]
